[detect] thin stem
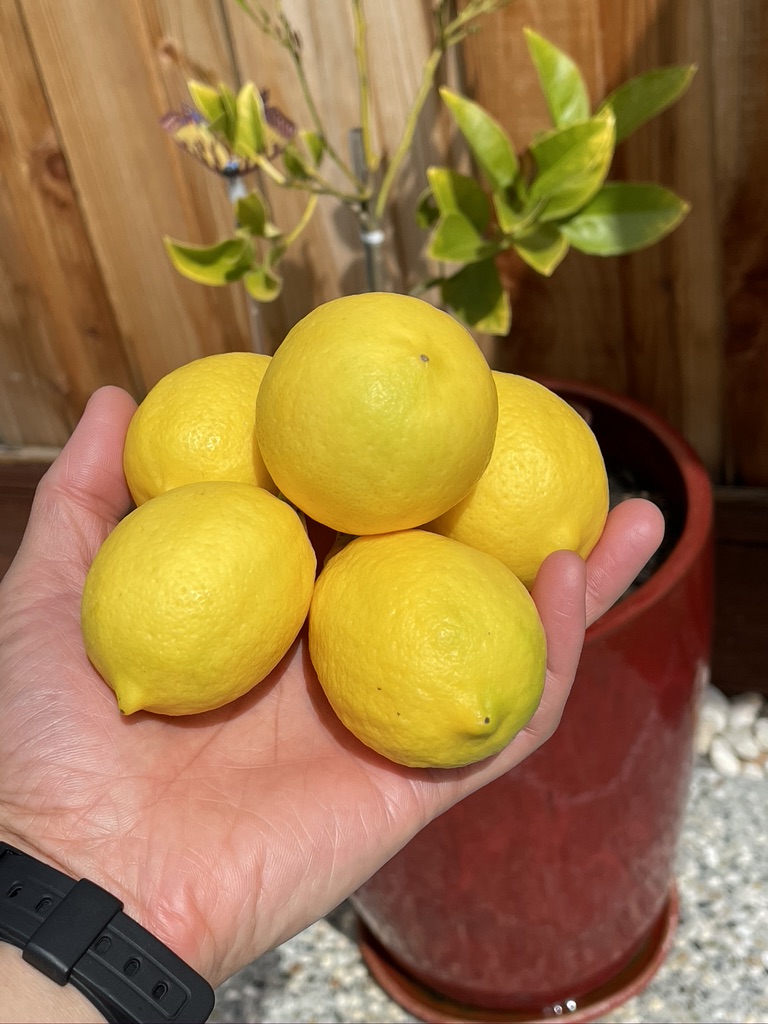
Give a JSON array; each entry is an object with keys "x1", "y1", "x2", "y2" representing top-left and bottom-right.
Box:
[
  {"x1": 236, "y1": 0, "x2": 365, "y2": 192},
  {"x1": 373, "y1": 47, "x2": 442, "y2": 222},
  {"x1": 283, "y1": 194, "x2": 319, "y2": 247},
  {"x1": 351, "y1": 0, "x2": 378, "y2": 173}
]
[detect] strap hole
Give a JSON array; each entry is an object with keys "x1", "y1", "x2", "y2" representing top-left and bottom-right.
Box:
[
  {"x1": 6, "y1": 884, "x2": 22, "y2": 898},
  {"x1": 124, "y1": 957, "x2": 141, "y2": 977},
  {"x1": 35, "y1": 896, "x2": 53, "y2": 913},
  {"x1": 94, "y1": 935, "x2": 112, "y2": 955},
  {"x1": 152, "y1": 981, "x2": 169, "y2": 1001}
]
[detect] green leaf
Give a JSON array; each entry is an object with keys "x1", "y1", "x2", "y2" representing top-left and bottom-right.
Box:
[
  {"x1": 558, "y1": 182, "x2": 690, "y2": 255},
  {"x1": 426, "y1": 167, "x2": 491, "y2": 233},
  {"x1": 235, "y1": 192, "x2": 282, "y2": 239},
  {"x1": 439, "y1": 86, "x2": 519, "y2": 190},
  {"x1": 163, "y1": 236, "x2": 253, "y2": 285},
  {"x1": 244, "y1": 265, "x2": 283, "y2": 301},
  {"x1": 300, "y1": 129, "x2": 326, "y2": 166},
  {"x1": 234, "y1": 82, "x2": 267, "y2": 158},
  {"x1": 512, "y1": 223, "x2": 570, "y2": 275},
  {"x1": 282, "y1": 142, "x2": 312, "y2": 180},
  {"x1": 415, "y1": 187, "x2": 440, "y2": 230},
  {"x1": 523, "y1": 27, "x2": 590, "y2": 127},
  {"x1": 217, "y1": 83, "x2": 238, "y2": 143},
  {"x1": 440, "y1": 259, "x2": 510, "y2": 335},
  {"x1": 427, "y1": 213, "x2": 492, "y2": 264},
  {"x1": 187, "y1": 81, "x2": 225, "y2": 125},
  {"x1": 529, "y1": 108, "x2": 615, "y2": 221},
  {"x1": 598, "y1": 65, "x2": 696, "y2": 144}
]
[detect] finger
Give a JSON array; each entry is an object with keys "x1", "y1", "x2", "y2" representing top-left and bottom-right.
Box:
[
  {"x1": 18, "y1": 386, "x2": 137, "y2": 566},
  {"x1": 523, "y1": 548, "x2": 587, "y2": 745},
  {"x1": 584, "y1": 497, "x2": 665, "y2": 627}
]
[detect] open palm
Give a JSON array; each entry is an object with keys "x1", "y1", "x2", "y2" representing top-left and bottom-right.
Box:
[{"x1": 0, "y1": 387, "x2": 664, "y2": 988}]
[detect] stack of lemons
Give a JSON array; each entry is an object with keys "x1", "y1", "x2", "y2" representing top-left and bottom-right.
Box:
[{"x1": 82, "y1": 293, "x2": 608, "y2": 768}]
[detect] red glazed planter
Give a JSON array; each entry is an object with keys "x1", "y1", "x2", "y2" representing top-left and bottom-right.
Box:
[{"x1": 352, "y1": 380, "x2": 714, "y2": 1023}]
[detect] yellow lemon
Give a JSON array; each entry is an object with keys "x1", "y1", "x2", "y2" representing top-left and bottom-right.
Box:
[
  {"x1": 124, "y1": 352, "x2": 276, "y2": 506},
  {"x1": 308, "y1": 530, "x2": 546, "y2": 768},
  {"x1": 430, "y1": 372, "x2": 609, "y2": 589},
  {"x1": 255, "y1": 293, "x2": 498, "y2": 534},
  {"x1": 81, "y1": 482, "x2": 316, "y2": 716}
]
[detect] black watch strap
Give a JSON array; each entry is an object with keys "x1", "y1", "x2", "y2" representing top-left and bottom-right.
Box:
[{"x1": 0, "y1": 842, "x2": 214, "y2": 1023}]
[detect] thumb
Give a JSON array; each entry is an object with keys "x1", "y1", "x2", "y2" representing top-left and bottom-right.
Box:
[{"x1": 14, "y1": 386, "x2": 137, "y2": 574}]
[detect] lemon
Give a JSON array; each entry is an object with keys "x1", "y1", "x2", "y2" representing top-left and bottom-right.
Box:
[
  {"x1": 124, "y1": 352, "x2": 276, "y2": 506},
  {"x1": 308, "y1": 530, "x2": 546, "y2": 768},
  {"x1": 81, "y1": 482, "x2": 316, "y2": 716},
  {"x1": 430, "y1": 372, "x2": 609, "y2": 589},
  {"x1": 255, "y1": 293, "x2": 498, "y2": 534}
]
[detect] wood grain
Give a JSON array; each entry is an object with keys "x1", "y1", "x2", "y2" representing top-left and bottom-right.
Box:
[
  {"x1": 1, "y1": 0, "x2": 768, "y2": 482},
  {"x1": 715, "y1": 0, "x2": 768, "y2": 484},
  {"x1": 18, "y1": 0, "x2": 249, "y2": 393},
  {"x1": 0, "y1": 0, "x2": 133, "y2": 447}
]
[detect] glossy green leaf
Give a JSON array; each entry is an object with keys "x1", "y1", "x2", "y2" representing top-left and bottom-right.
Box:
[
  {"x1": 234, "y1": 82, "x2": 267, "y2": 158},
  {"x1": 512, "y1": 223, "x2": 570, "y2": 275},
  {"x1": 244, "y1": 265, "x2": 282, "y2": 301},
  {"x1": 163, "y1": 237, "x2": 253, "y2": 285},
  {"x1": 529, "y1": 109, "x2": 615, "y2": 221},
  {"x1": 439, "y1": 87, "x2": 519, "y2": 190},
  {"x1": 300, "y1": 130, "x2": 326, "y2": 166},
  {"x1": 523, "y1": 27, "x2": 590, "y2": 127},
  {"x1": 440, "y1": 259, "x2": 510, "y2": 335},
  {"x1": 598, "y1": 65, "x2": 696, "y2": 144},
  {"x1": 427, "y1": 213, "x2": 492, "y2": 264},
  {"x1": 426, "y1": 167, "x2": 491, "y2": 233},
  {"x1": 187, "y1": 81, "x2": 225, "y2": 125},
  {"x1": 415, "y1": 187, "x2": 440, "y2": 230},
  {"x1": 559, "y1": 182, "x2": 690, "y2": 255}
]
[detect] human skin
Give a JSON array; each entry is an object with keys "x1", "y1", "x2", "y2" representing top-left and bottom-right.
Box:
[{"x1": 0, "y1": 387, "x2": 664, "y2": 1022}]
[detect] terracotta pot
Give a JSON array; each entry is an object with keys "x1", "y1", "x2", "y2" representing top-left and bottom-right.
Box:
[{"x1": 352, "y1": 380, "x2": 714, "y2": 1023}]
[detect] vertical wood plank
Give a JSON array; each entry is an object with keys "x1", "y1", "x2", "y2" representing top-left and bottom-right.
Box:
[
  {"x1": 19, "y1": 0, "x2": 250, "y2": 394},
  {"x1": 714, "y1": 0, "x2": 768, "y2": 484},
  {"x1": 0, "y1": 0, "x2": 133, "y2": 447}
]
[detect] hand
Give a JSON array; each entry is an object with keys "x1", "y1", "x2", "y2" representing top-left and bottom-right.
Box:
[{"x1": 0, "y1": 386, "x2": 664, "y2": 989}]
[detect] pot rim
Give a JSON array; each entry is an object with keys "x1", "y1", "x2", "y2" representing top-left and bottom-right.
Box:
[{"x1": 539, "y1": 377, "x2": 714, "y2": 643}]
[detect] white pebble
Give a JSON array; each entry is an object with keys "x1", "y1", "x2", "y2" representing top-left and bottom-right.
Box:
[
  {"x1": 700, "y1": 684, "x2": 730, "y2": 732},
  {"x1": 728, "y1": 692, "x2": 765, "y2": 730},
  {"x1": 755, "y1": 717, "x2": 768, "y2": 752},
  {"x1": 742, "y1": 762, "x2": 765, "y2": 780},
  {"x1": 695, "y1": 716, "x2": 719, "y2": 756},
  {"x1": 729, "y1": 726, "x2": 761, "y2": 762},
  {"x1": 709, "y1": 736, "x2": 742, "y2": 777}
]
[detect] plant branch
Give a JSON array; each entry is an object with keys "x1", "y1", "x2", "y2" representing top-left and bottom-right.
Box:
[
  {"x1": 352, "y1": 0, "x2": 378, "y2": 173},
  {"x1": 283, "y1": 194, "x2": 319, "y2": 246},
  {"x1": 373, "y1": 46, "x2": 442, "y2": 223},
  {"x1": 235, "y1": 0, "x2": 365, "y2": 192},
  {"x1": 372, "y1": 0, "x2": 511, "y2": 223}
]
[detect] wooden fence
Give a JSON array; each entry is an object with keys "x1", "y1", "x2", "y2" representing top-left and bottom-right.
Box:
[{"x1": 1, "y1": 0, "x2": 767, "y2": 485}]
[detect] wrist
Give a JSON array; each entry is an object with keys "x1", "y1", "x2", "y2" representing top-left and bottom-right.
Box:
[
  {"x1": 0, "y1": 942, "x2": 106, "y2": 1023},
  {"x1": 0, "y1": 841, "x2": 216, "y2": 1022},
  {"x1": 0, "y1": 826, "x2": 212, "y2": 981}
]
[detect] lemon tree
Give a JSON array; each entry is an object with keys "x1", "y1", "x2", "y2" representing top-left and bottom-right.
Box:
[
  {"x1": 81, "y1": 482, "x2": 316, "y2": 716},
  {"x1": 255, "y1": 293, "x2": 498, "y2": 534},
  {"x1": 430, "y1": 372, "x2": 608, "y2": 589},
  {"x1": 123, "y1": 351, "x2": 276, "y2": 506},
  {"x1": 309, "y1": 529, "x2": 546, "y2": 768}
]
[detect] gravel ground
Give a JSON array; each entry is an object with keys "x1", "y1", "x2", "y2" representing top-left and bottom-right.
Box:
[{"x1": 210, "y1": 699, "x2": 768, "y2": 1024}]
